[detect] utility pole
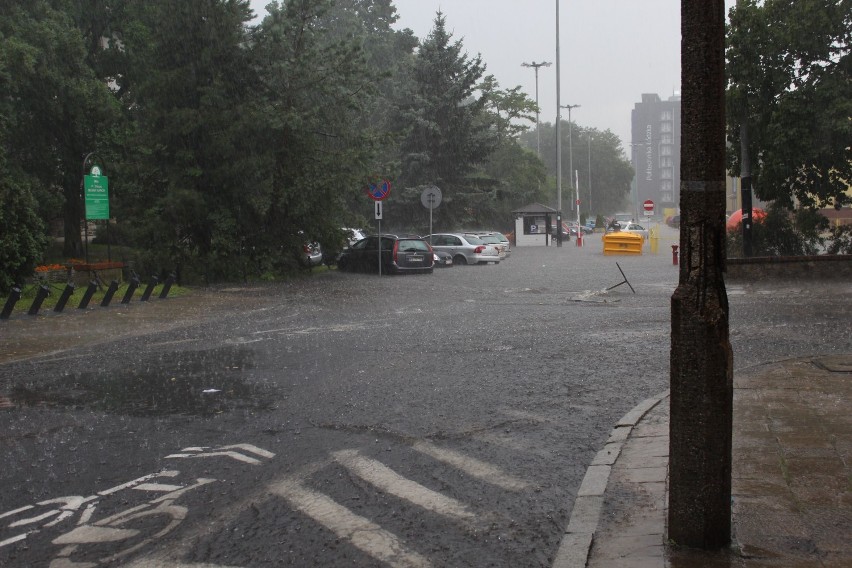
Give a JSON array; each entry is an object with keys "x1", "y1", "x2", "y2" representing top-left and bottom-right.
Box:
[
  {"x1": 669, "y1": 0, "x2": 732, "y2": 550},
  {"x1": 521, "y1": 61, "x2": 552, "y2": 158}
]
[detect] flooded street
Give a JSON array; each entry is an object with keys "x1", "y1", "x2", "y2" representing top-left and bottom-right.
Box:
[{"x1": 1, "y1": 229, "x2": 849, "y2": 567}]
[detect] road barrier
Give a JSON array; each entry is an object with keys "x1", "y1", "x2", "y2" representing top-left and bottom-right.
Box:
[{"x1": 603, "y1": 232, "x2": 644, "y2": 255}]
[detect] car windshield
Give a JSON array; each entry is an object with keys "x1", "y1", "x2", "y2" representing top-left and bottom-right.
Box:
[
  {"x1": 464, "y1": 235, "x2": 485, "y2": 245},
  {"x1": 477, "y1": 235, "x2": 499, "y2": 244}
]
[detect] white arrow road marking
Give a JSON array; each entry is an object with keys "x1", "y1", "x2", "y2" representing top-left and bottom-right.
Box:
[
  {"x1": 332, "y1": 450, "x2": 475, "y2": 523},
  {"x1": 217, "y1": 444, "x2": 275, "y2": 459},
  {"x1": 269, "y1": 477, "x2": 432, "y2": 568},
  {"x1": 165, "y1": 444, "x2": 274, "y2": 465},
  {"x1": 165, "y1": 451, "x2": 261, "y2": 465},
  {"x1": 412, "y1": 441, "x2": 530, "y2": 491}
]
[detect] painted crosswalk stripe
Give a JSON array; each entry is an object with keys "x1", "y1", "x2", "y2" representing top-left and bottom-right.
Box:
[
  {"x1": 332, "y1": 450, "x2": 475, "y2": 522},
  {"x1": 412, "y1": 441, "x2": 529, "y2": 491},
  {"x1": 269, "y1": 478, "x2": 431, "y2": 568}
]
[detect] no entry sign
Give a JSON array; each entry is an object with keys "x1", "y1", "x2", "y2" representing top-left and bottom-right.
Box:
[{"x1": 643, "y1": 199, "x2": 655, "y2": 214}]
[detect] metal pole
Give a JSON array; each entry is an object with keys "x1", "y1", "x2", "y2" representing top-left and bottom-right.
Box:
[
  {"x1": 588, "y1": 135, "x2": 593, "y2": 215},
  {"x1": 561, "y1": 104, "x2": 581, "y2": 232},
  {"x1": 522, "y1": 61, "x2": 552, "y2": 158},
  {"x1": 555, "y1": 0, "x2": 562, "y2": 247}
]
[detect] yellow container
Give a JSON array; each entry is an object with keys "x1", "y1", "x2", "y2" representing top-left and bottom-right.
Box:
[{"x1": 603, "y1": 232, "x2": 644, "y2": 255}]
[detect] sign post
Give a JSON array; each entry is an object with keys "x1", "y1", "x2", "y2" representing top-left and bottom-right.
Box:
[
  {"x1": 82, "y1": 162, "x2": 110, "y2": 262},
  {"x1": 420, "y1": 186, "x2": 442, "y2": 244},
  {"x1": 366, "y1": 180, "x2": 391, "y2": 276}
]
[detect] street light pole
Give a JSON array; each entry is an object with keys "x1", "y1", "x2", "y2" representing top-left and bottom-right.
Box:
[
  {"x1": 521, "y1": 61, "x2": 552, "y2": 158},
  {"x1": 562, "y1": 104, "x2": 580, "y2": 223},
  {"x1": 555, "y1": 0, "x2": 562, "y2": 246},
  {"x1": 587, "y1": 134, "x2": 593, "y2": 216}
]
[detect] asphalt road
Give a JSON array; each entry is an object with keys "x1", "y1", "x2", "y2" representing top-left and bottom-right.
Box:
[{"x1": 1, "y1": 228, "x2": 849, "y2": 567}]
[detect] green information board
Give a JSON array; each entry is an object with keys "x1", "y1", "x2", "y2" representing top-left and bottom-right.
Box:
[{"x1": 84, "y1": 166, "x2": 109, "y2": 220}]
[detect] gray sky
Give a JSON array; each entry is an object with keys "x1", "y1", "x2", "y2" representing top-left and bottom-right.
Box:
[{"x1": 250, "y1": 0, "x2": 737, "y2": 153}]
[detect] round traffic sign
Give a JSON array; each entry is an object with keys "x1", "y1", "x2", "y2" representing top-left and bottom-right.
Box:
[
  {"x1": 366, "y1": 179, "x2": 391, "y2": 201},
  {"x1": 643, "y1": 199, "x2": 655, "y2": 213},
  {"x1": 420, "y1": 186, "x2": 442, "y2": 209}
]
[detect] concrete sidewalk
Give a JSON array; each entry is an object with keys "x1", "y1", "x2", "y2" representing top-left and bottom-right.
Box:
[{"x1": 556, "y1": 354, "x2": 851, "y2": 567}]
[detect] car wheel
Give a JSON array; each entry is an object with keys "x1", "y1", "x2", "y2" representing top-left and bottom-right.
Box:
[{"x1": 453, "y1": 255, "x2": 467, "y2": 265}]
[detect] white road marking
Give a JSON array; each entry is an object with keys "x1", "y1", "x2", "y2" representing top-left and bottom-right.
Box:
[
  {"x1": 412, "y1": 441, "x2": 529, "y2": 491},
  {"x1": 0, "y1": 533, "x2": 28, "y2": 548},
  {"x1": 0, "y1": 505, "x2": 34, "y2": 520},
  {"x1": 218, "y1": 444, "x2": 275, "y2": 459},
  {"x1": 166, "y1": 444, "x2": 274, "y2": 465},
  {"x1": 269, "y1": 478, "x2": 432, "y2": 568},
  {"x1": 99, "y1": 470, "x2": 180, "y2": 496},
  {"x1": 165, "y1": 451, "x2": 261, "y2": 465},
  {"x1": 332, "y1": 450, "x2": 475, "y2": 522},
  {"x1": 134, "y1": 483, "x2": 185, "y2": 492}
]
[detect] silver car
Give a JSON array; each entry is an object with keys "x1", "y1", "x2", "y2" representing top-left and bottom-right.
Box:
[
  {"x1": 468, "y1": 232, "x2": 509, "y2": 259},
  {"x1": 426, "y1": 233, "x2": 501, "y2": 265}
]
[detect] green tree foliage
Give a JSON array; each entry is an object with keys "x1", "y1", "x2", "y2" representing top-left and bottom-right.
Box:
[
  {"x1": 528, "y1": 123, "x2": 633, "y2": 216},
  {"x1": 0, "y1": 0, "x2": 119, "y2": 258},
  {"x1": 0, "y1": 166, "x2": 48, "y2": 295},
  {"x1": 390, "y1": 12, "x2": 498, "y2": 231},
  {"x1": 727, "y1": 0, "x2": 851, "y2": 208}
]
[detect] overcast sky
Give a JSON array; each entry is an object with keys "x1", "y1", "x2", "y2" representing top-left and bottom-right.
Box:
[{"x1": 250, "y1": 0, "x2": 737, "y2": 152}]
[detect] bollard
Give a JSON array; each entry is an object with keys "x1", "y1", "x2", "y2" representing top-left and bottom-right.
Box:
[
  {"x1": 159, "y1": 273, "x2": 176, "y2": 299},
  {"x1": 1, "y1": 287, "x2": 22, "y2": 319},
  {"x1": 101, "y1": 280, "x2": 119, "y2": 307},
  {"x1": 140, "y1": 275, "x2": 158, "y2": 301},
  {"x1": 78, "y1": 281, "x2": 98, "y2": 309},
  {"x1": 28, "y1": 285, "x2": 51, "y2": 315},
  {"x1": 672, "y1": 244, "x2": 679, "y2": 266},
  {"x1": 121, "y1": 275, "x2": 140, "y2": 304},
  {"x1": 54, "y1": 283, "x2": 76, "y2": 312}
]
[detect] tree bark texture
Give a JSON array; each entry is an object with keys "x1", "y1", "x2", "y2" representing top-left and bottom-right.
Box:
[{"x1": 669, "y1": 0, "x2": 733, "y2": 549}]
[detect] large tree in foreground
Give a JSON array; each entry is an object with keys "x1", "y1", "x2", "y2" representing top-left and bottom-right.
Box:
[
  {"x1": 726, "y1": 0, "x2": 851, "y2": 209},
  {"x1": 391, "y1": 12, "x2": 497, "y2": 230}
]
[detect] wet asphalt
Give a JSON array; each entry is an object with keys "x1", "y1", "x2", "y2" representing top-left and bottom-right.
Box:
[{"x1": 0, "y1": 227, "x2": 849, "y2": 567}]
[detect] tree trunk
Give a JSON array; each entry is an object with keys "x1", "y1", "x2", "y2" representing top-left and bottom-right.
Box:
[{"x1": 668, "y1": 0, "x2": 733, "y2": 549}]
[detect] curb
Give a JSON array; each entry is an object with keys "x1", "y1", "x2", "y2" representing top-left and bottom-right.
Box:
[{"x1": 552, "y1": 390, "x2": 670, "y2": 568}]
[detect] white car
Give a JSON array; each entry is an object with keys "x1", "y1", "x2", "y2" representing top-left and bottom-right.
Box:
[
  {"x1": 468, "y1": 233, "x2": 508, "y2": 259},
  {"x1": 619, "y1": 222, "x2": 649, "y2": 240}
]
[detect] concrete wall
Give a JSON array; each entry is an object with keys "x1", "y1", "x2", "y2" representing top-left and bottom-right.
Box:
[{"x1": 726, "y1": 255, "x2": 852, "y2": 281}]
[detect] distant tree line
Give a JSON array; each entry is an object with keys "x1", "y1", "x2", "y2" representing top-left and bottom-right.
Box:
[{"x1": 3, "y1": 0, "x2": 846, "y2": 292}]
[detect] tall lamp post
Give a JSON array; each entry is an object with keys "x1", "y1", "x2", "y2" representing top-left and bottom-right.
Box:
[
  {"x1": 555, "y1": 0, "x2": 562, "y2": 246},
  {"x1": 562, "y1": 104, "x2": 580, "y2": 223},
  {"x1": 521, "y1": 61, "x2": 552, "y2": 158},
  {"x1": 587, "y1": 133, "x2": 593, "y2": 216}
]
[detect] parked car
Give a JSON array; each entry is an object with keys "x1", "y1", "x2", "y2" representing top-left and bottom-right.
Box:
[
  {"x1": 567, "y1": 222, "x2": 593, "y2": 236},
  {"x1": 433, "y1": 250, "x2": 453, "y2": 267},
  {"x1": 337, "y1": 234, "x2": 434, "y2": 274},
  {"x1": 468, "y1": 233, "x2": 508, "y2": 259},
  {"x1": 323, "y1": 227, "x2": 367, "y2": 266},
  {"x1": 608, "y1": 222, "x2": 649, "y2": 240},
  {"x1": 426, "y1": 233, "x2": 501, "y2": 265},
  {"x1": 301, "y1": 241, "x2": 323, "y2": 267}
]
